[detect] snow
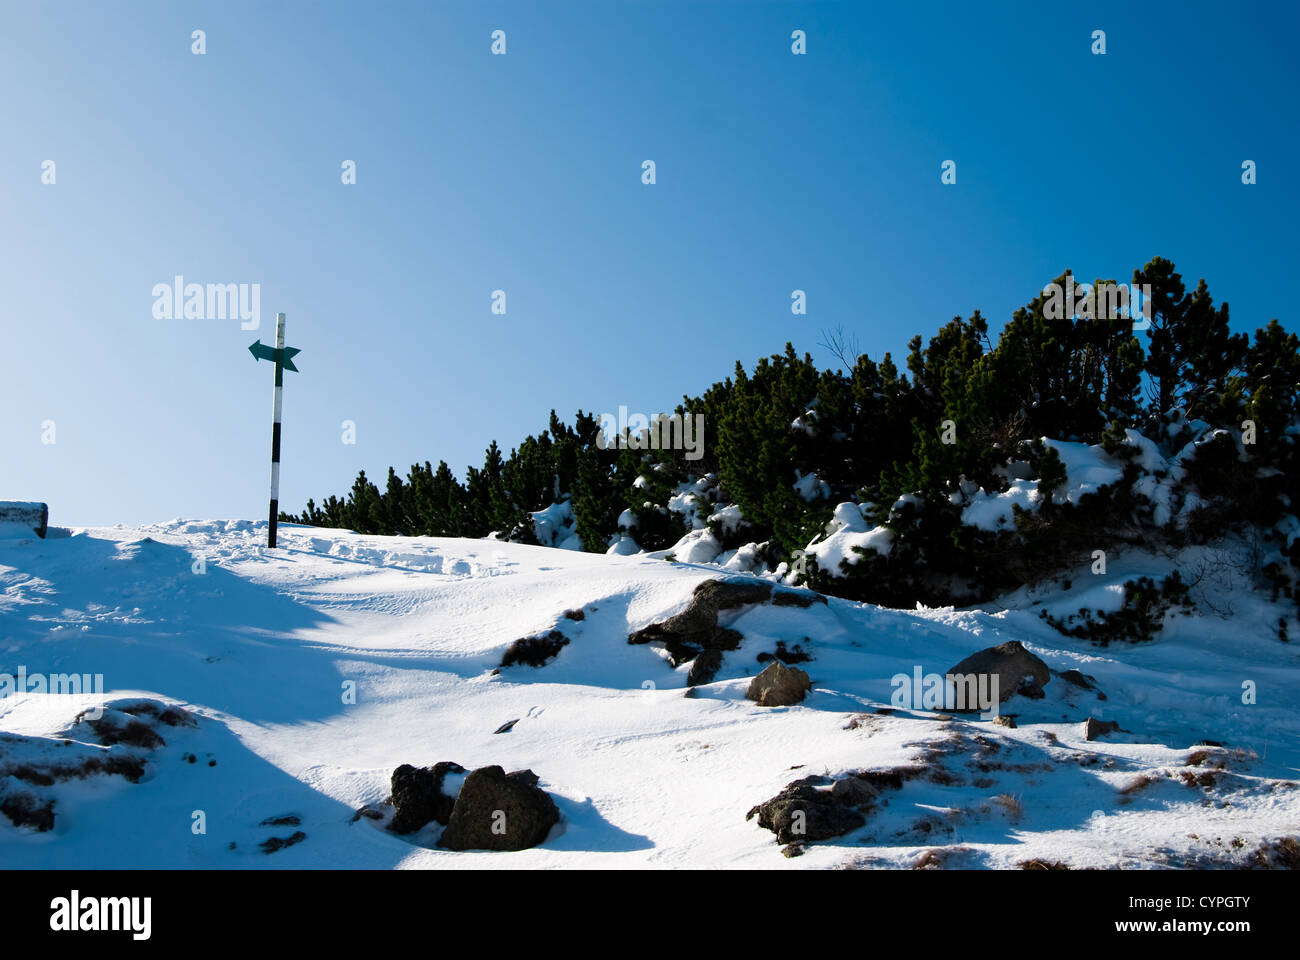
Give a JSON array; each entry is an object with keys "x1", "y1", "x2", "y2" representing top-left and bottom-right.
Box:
[
  {"x1": 529, "y1": 500, "x2": 583, "y2": 551},
  {"x1": 1043, "y1": 438, "x2": 1126, "y2": 499},
  {"x1": 658, "y1": 528, "x2": 722, "y2": 565},
  {"x1": 707, "y1": 504, "x2": 744, "y2": 537},
  {"x1": 801, "y1": 502, "x2": 894, "y2": 574},
  {"x1": 1, "y1": 521, "x2": 1297, "y2": 869},
  {"x1": 792, "y1": 471, "x2": 830, "y2": 502},
  {"x1": 961, "y1": 481, "x2": 1039, "y2": 531}
]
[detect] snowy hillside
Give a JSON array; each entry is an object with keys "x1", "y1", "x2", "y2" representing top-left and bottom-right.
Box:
[{"x1": 2, "y1": 520, "x2": 1297, "y2": 869}]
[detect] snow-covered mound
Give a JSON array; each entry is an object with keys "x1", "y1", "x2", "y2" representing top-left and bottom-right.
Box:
[{"x1": 1, "y1": 520, "x2": 1297, "y2": 868}]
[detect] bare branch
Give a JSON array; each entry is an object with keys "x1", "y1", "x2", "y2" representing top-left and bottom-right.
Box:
[{"x1": 817, "y1": 324, "x2": 861, "y2": 370}]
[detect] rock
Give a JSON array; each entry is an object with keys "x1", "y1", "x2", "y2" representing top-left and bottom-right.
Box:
[
  {"x1": 562, "y1": 608, "x2": 585, "y2": 621},
  {"x1": 993, "y1": 715, "x2": 1017, "y2": 728},
  {"x1": 493, "y1": 719, "x2": 520, "y2": 734},
  {"x1": 1083, "y1": 718, "x2": 1120, "y2": 741},
  {"x1": 746, "y1": 776, "x2": 866, "y2": 843},
  {"x1": 628, "y1": 578, "x2": 772, "y2": 658},
  {"x1": 350, "y1": 805, "x2": 385, "y2": 823},
  {"x1": 1059, "y1": 669, "x2": 1096, "y2": 690},
  {"x1": 747, "y1": 767, "x2": 921, "y2": 847},
  {"x1": 73, "y1": 707, "x2": 166, "y2": 749},
  {"x1": 756, "y1": 640, "x2": 813, "y2": 665},
  {"x1": 686, "y1": 649, "x2": 723, "y2": 686},
  {"x1": 693, "y1": 578, "x2": 775, "y2": 614},
  {"x1": 946, "y1": 641, "x2": 1051, "y2": 703},
  {"x1": 437, "y1": 765, "x2": 560, "y2": 852},
  {"x1": 500, "y1": 631, "x2": 568, "y2": 668},
  {"x1": 0, "y1": 792, "x2": 55, "y2": 832},
  {"x1": 661, "y1": 637, "x2": 704, "y2": 668},
  {"x1": 259, "y1": 814, "x2": 301, "y2": 826},
  {"x1": 0, "y1": 501, "x2": 47, "y2": 538},
  {"x1": 117, "y1": 700, "x2": 197, "y2": 728},
  {"x1": 260, "y1": 831, "x2": 306, "y2": 853},
  {"x1": 830, "y1": 776, "x2": 881, "y2": 807},
  {"x1": 782, "y1": 842, "x2": 806, "y2": 858},
  {"x1": 854, "y1": 767, "x2": 923, "y2": 791},
  {"x1": 746, "y1": 661, "x2": 812, "y2": 707},
  {"x1": 389, "y1": 761, "x2": 466, "y2": 834},
  {"x1": 772, "y1": 590, "x2": 827, "y2": 608}
]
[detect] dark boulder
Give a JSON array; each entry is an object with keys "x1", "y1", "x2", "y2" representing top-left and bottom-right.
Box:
[
  {"x1": 437, "y1": 765, "x2": 560, "y2": 852},
  {"x1": 746, "y1": 776, "x2": 865, "y2": 843},
  {"x1": 1083, "y1": 718, "x2": 1121, "y2": 741},
  {"x1": 771, "y1": 590, "x2": 827, "y2": 608},
  {"x1": 1059, "y1": 669, "x2": 1096, "y2": 690},
  {"x1": 686, "y1": 649, "x2": 723, "y2": 686},
  {"x1": 500, "y1": 631, "x2": 569, "y2": 668},
  {"x1": 0, "y1": 792, "x2": 55, "y2": 832},
  {"x1": 946, "y1": 641, "x2": 1051, "y2": 703},
  {"x1": 389, "y1": 761, "x2": 466, "y2": 834},
  {"x1": 629, "y1": 579, "x2": 772, "y2": 659},
  {"x1": 260, "y1": 830, "x2": 306, "y2": 853}
]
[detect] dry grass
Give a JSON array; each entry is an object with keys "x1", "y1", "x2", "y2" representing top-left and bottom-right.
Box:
[
  {"x1": 1181, "y1": 769, "x2": 1220, "y2": 789},
  {"x1": 1252, "y1": 836, "x2": 1300, "y2": 869},
  {"x1": 1120, "y1": 773, "x2": 1160, "y2": 796},
  {"x1": 991, "y1": 792, "x2": 1023, "y2": 821},
  {"x1": 911, "y1": 845, "x2": 972, "y2": 870},
  {"x1": 927, "y1": 766, "x2": 964, "y2": 786}
]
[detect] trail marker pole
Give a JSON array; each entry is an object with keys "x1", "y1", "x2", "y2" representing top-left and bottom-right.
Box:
[{"x1": 249, "y1": 312, "x2": 302, "y2": 548}]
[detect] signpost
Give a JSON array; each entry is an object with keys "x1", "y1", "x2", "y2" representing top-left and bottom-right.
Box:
[{"x1": 249, "y1": 312, "x2": 301, "y2": 548}]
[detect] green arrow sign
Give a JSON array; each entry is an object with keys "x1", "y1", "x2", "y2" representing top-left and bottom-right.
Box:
[{"x1": 248, "y1": 339, "x2": 301, "y2": 372}]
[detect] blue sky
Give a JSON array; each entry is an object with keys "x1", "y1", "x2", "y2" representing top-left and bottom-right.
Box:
[{"x1": 1, "y1": 0, "x2": 1295, "y2": 525}]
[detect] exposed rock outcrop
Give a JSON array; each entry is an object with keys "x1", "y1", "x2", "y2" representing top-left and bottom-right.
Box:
[{"x1": 746, "y1": 661, "x2": 812, "y2": 707}]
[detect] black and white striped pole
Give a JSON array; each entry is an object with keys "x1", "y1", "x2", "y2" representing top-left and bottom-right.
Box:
[{"x1": 248, "y1": 312, "x2": 301, "y2": 548}]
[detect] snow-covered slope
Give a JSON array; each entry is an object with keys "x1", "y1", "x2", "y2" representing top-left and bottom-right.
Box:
[{"x1": 1, "y1": 520, "x2": 1296, "y2": 868}]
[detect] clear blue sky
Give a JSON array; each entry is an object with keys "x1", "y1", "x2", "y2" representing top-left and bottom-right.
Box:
[{"x1": 1, "y1": 1, "x2": 1295, "y2": 526}]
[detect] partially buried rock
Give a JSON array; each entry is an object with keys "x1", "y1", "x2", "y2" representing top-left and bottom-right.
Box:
[
  {"x1": 687, "y1": 649, "x2": 723, "y2": 686},
  {"x1": 628, "y1": 578, "x2": 772, "y2": 665},
  {"x1": 771, "y1": 590, "x2": 827, "y2": 608},
  {"x1": 260, "y1": 831, "x2": 306, "y2": 854},
  {"x1": 746, "y1": 776, "x2": 865, "y2": 843},
  {"x1": 946, "y1": 641, "x2": 1051, "y2": 703},
  {"x1": 500, "y1": 631, "x2": 569, "y2": 668},
  {"x1": 1083, "y1": 717, "x2": 1120, "y2": 741},
  {"x1": 437, "y1": 765, "x2": 560, "y2": 852},
  {"x1": 1059, "y1": 669, "x2": 1096, "y2": 690},
  {"x1": 746, "y1": 661, "x2": 812, "y2": 707},
  {"x1": 756, "y1": 640, "x2": 813, "y2": 665},
  {"x1": 389, "y1": 761, "x2": 466, "y2": 834}
]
